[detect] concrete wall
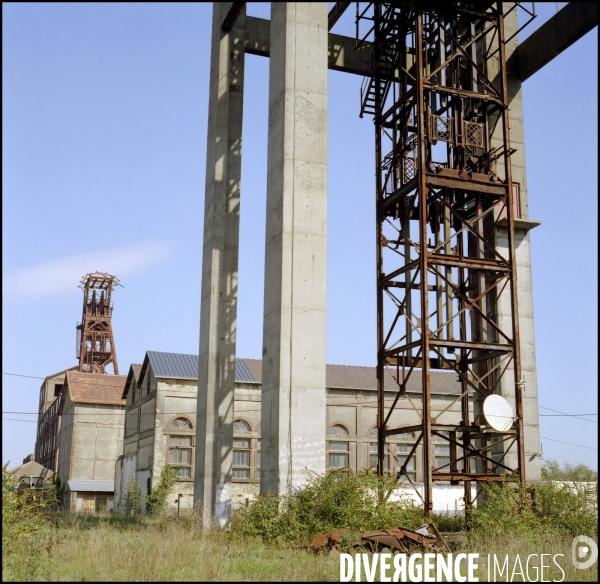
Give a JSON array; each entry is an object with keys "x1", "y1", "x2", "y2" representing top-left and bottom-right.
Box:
[
  {"x1": 118, "y1": 366, "x2": 472, "y2": 514},
  {"x1": 58, "y1": 396, "x2": 125, "y2": 482}
]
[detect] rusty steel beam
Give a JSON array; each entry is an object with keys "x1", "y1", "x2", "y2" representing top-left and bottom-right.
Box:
[
  {"x1": 516, "y1": 2, "x2": 598, "y2": 82},
  {"x1": 328, "y1": 2, "x2": 351, "y2": 30},
  {"x1": 221, "y1": 2, "x2": 246, "y2": 33},
  {"x1": 77, "y1": 273, "x2": 121, "y2": 375},
  {"x1": 356, "y1": 2, "x2": 528, "y2": 516}
]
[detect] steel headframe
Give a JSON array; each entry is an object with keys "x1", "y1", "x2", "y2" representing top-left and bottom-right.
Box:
[
  {"x1": 76, "y1": 272, "x2": 122, "y2": 375},
  {"x1": 356, "y1": 2, "x2": 527, "y2": 514}
]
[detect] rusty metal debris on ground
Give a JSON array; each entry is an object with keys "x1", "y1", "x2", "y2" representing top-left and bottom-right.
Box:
[{"x1": 308, "y1": 523, "x2": 449, "y2": 557}]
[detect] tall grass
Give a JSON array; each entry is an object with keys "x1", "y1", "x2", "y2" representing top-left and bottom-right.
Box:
[
  {"x1": 2, "y1": 462, "x2": 597, "y2": 581},
  {"x1": 3, "y1": 514, "x2": 340, "y2": 582}
]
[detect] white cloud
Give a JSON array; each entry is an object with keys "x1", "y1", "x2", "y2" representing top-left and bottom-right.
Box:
[{"x1": 4, "y1": 241, "x2": 170, "y2": 301}]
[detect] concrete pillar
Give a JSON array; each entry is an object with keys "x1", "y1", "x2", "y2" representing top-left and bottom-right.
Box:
[
  {"x1": 194, "y1": 2, "x2": 245, "y2": 527},
  {"x1": 492, "y1": 5, "x2": 542, "y2": 483},
  {"x1": 261, "y1": 3, "x2": 328, "y2": 496}
]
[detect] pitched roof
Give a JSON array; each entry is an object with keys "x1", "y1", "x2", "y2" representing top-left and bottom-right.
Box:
[
  {"x1": 130, "y1": 364, "x2": 142, "y2": 381},
  {"x1": 242, "y1": 359, "x2": 461, "y2": 395},
  {"x1": 8, "y1": 460, "x2": 53, "y2": 477},
  {"x1": 147, "y1": 351, "x2": 198, "y2": 379},
  {"x1": 121, "y1": 364, "x2": 143, "y2": 399},
  {"x1": 143, "y1": 352, "x2": 461, "y2": 395},
  {"x1": 44, "y1": 365, "x2": 78, "y2": 382},
  {"x1": 65, "y1": 371, "x2": 127, "y2": 406}
]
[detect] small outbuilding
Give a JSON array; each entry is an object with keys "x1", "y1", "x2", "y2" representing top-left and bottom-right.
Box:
[{"x1": 7, "y1": 459, "x2": 54, "y2": 490}]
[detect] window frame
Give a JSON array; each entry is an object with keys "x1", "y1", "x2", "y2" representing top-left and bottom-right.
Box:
[
  {"x1": 166, "y1": 416, "x2": 195, "y2": 481},
  {"x1": 327, "y1": 424, "x2": 351, "y2": 474},
  {"x1": 396, "y1": 443, "x2": 417, "y2": 481},
  {"x1": 367, "y1": 427, "x2": 393, "y2": 477},
  {"x1": 232, "y1": 418, "x2": 254, "y2": 482}
]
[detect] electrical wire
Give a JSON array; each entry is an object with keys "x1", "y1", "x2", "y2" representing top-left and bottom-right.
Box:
[{"x1": 540, "y1": 436, "x2": 598, "y2": 451}]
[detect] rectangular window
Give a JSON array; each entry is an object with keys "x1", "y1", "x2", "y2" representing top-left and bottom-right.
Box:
[
  {"x1": 369, "y1": 443, "x2": 391, "y2": 475},
  {"x1": 233, "y1": 438, "x2": 250, "y2": 479},
  {"x1": 328, "y1": 441, "x2": 349, "y2": 470},
  {"x1": 396, "y1": 444, "x2": 416, "y2": 480},
  {"x1": 257, "y1": 439, "x2": 261, "y2": 469},
  {"x1": 435, "y1": 444, "x2": 451, "y2": 470},
  {"x1": 168, "y1": 436, "x2": 192, "y2": 478}
]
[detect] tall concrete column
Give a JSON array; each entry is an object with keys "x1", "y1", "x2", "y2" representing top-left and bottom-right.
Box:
[
  {"x1": 492, "y1": 5, "x2": 542, "y2": 483},
  {"x1": 261, "y1": 3, "x2": 328, "y2": 496},
  {"x1": 194, "y1": 3, "x2": 245, "y2": 527}
]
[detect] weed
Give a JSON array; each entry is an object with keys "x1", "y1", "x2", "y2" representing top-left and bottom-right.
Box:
[
  {"x1": 146, "y1": 464, "x2": 179, "y2": 516},
  {"x1": 121, "y1": 475, "x2": 143, "y2": 515},
  {"x1": 231, "y1": 470, "x2": 425, "y2": 545}
]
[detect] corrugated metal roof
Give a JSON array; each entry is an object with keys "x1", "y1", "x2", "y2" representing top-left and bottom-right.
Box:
[
  {"x1": 147, "y1": 351, "x2": 199, "y2": 379},
  {"x1": 241, "y1": 359, "x2": 461, "y2": 395},
  {"x1": 67, "y1": 480, "x2": 114, "y2": 492},
  {"x1": 143, "y1": 352, "x2": 461, "y2": 395},
  {"x1": 235, "y1": 358, "x2": 257, "y2": 382}
]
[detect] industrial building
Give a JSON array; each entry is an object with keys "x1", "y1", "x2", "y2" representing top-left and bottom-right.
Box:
[
  {"x1": 6, "y1": 458, "x2": 54, "y2": 491},
  {"x1": 29, "y1": 3, "x2": 596, "y2": 520},
  {"x1": 57, "y1": 371, "x2": 126, "y2": 511},
  {"x1": 115, "y1": 350, "x2": 475, "y2": 513},
  {"x1": 33, "y1": 273, "x2": 126, "y2": 511}
]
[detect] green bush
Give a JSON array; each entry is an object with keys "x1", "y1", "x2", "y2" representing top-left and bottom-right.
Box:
[
  {"x1": 466, "y1": 476, "x2": 597, "y2": 540},
  {"x1": 2, "y1": 465, "x2": 59, "y2": 579},
  {"x1": 231, "y1": 470, "x2": 425, "y2": 546},
  {"x1": 533, "y1": 480, "x2": 597, "y2": 538},
  {"x1": 541, "y1": 459, "x2": 598, "y2": 482},
  {"x1": 122, "y1": 475, "x2": 143, "y2": 515},
  {"x1": 146, "y1": 465, "x2": 179, "y2": 516}
]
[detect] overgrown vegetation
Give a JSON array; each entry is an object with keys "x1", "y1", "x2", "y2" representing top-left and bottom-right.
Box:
[
  {"x1": 466, "y1": 477, "x2": 598, "y2": 539},
  {"x1": 542, "y1": 458, "x2": 598, "y2": 482},
  {"x1": 2, "y1": 460, "x2": 597, "y2": 581},
  {"x1": 146, "y1": 464, "x2": 179, "y2": 516},
  {"x1": 232, "y1": 462, "x2": 598, "y2": 547},
  {"x1": 121, "y1": 475, "x2": 143, "y2": 515},
  {"x1": 232, "y1": 470, "x2": 425, "y2": 546},
  {"x1": 2, "y1": 465, "x2": 58, "y2": 580}
]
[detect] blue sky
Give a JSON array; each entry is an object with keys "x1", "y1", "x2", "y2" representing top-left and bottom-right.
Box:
[{"x1": 3, "y1": 3, "x2": 597, "y2": 470}]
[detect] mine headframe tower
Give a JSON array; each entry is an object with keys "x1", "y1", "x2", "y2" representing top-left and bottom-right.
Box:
[
  {"x1": 356, "y1": 2, "x2": 534, "y2": 513},
  {"x1": 76, "y1": 272, "x2": 122, "y2": 374}
]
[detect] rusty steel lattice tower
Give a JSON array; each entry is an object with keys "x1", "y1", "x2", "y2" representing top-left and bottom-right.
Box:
[
  {"x1": 356, "y1": 2, "x2": 535, "y2": 513},
  {"x1": 76, "y1": 272, "x2": 121, "y2": 374}
]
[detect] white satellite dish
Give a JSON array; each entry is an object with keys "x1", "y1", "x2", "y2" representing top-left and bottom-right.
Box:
[{"x1": 483, "y1": 394, "x2": 514, "y2": 432}]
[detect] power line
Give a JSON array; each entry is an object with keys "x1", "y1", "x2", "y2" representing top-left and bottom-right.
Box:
[
  {"x1": 539, "y1": 405, "x2": 598, "y2": 424},
  {"x1": 5, "y1": 417, "x2": 597, "y2": 452},
  {"x1": 540, "y1": 414, "x2": 597, "y2": 419},
  {"x1": 4, "y1": 372, "x2": 598, "y2": 425},
  {"x1": 540, "y1": 436, "x2": 598, "y2": 451}
]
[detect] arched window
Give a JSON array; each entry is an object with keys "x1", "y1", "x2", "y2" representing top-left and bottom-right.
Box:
[
  {"x1": 167, "y1": 418, "x2": 194, "y2": 479},
  {"x1": 330, "y1": 424, "x2": 349, "y2": 436},
  {"x1": 170, "y1": 417, "x2": 192, "y2": 430},
  {"x1": 233, "y1": 419, "x2": 251, "y2": 480},
  {"x1": 233, "y1": 419, "x2": 250, "y2": 433},
  {"x1": 328, "y1": 425, "x2": 350, "y2": 472}
]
